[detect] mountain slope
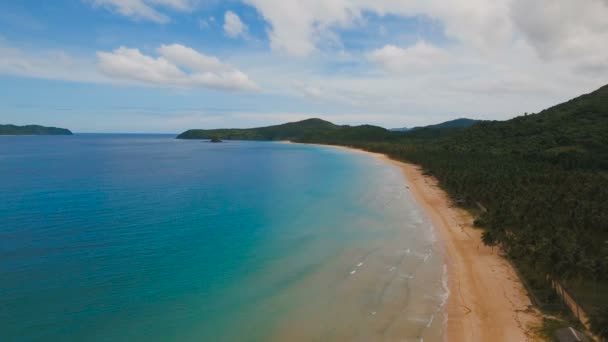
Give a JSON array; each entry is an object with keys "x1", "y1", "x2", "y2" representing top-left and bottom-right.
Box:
[
  {"x1": 426, "y1": 85, "x2": 608, "y2": 169},
  {"x1": 417, "y1": 118, "x2": 480, "y2": 130},
  {"x1": 391, "y1": 118, "x2": 480, "y2": 132}
]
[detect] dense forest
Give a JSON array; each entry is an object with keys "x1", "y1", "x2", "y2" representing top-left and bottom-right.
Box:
[
  {"x1": 0, "y1": 124, "x2": 73, "y2": 135},
  {"x1": 178, "y1": 85, "x2": 608, "y2": 337}
]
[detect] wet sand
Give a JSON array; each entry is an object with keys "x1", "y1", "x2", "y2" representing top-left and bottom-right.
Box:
[
  {"x1": 272, "y1": 142, "x2": 448, "y2": 341},
  {"x1": 310, "y1": 144, "x2": 542, "y2": 341}
]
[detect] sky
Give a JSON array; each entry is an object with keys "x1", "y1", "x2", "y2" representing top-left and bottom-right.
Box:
[{"x1": 1, "y1": 0, "x2": 607, "y2": 133}]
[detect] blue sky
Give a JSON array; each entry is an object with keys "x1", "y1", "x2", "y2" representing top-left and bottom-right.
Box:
[{"x1": 1, "y1": 0, "x2": 607, "y2": 133}]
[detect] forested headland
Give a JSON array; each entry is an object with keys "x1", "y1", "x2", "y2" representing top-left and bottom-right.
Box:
[{"x1": 0, "y1": 124, "x2": 73, "y2": 135}]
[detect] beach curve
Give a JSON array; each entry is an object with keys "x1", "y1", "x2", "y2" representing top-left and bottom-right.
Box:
[{"x1": 307, "y1": 143, "x2": 543, "y2": 341}]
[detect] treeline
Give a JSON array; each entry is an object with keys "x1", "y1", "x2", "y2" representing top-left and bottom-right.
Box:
[
  {"x1": 0, "y1": 124, "x2": 73, "y2": 135},
  {"x1": 329, "y1": 142, "x2": 608, "y2": 280}
]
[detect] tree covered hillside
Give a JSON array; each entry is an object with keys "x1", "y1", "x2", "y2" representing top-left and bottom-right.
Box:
[
  {"x1": 177, "y1": 118, "x2": 391, "y2": 142},
  {"x1": 0, "y1": 124, "x2": 73, "y2": 135}
]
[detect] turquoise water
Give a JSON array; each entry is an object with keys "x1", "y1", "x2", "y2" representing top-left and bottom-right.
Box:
[{"x1": 0, "y1": 135, "x2": 447, "y2": 341}]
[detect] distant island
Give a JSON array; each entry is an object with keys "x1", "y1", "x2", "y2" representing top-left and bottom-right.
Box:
[
  {"x1": 0, "y1": 124, "x2": 73, "y2": 135},
  {"x1": 178, "y1": 84, "x2": 608, "y2": 339}
]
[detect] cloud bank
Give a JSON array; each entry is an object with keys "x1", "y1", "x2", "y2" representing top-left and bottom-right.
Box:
[
  {"x1": 244, "y1": 0, "x2": 608, "y2": 73},
  {"x1": 367, "y1": 41, "x2": 449, "y2": 73}
]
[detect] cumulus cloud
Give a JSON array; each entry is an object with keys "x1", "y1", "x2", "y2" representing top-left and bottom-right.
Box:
[
  {"x1": 243, "y1": 0, "x2": 512, "y2": 56},
  {"x1": 6, "y1": 1, "x2": 608, "y2": 129},
  {"x1": 89, "y1": 0, "x2": 197, "y2": 23},
  {"x1": 97, "y1": 44, "x2": 259, "y2": 91},
  {"x1": 0, "y1": 39, "x2": 100, "y2": 82},
  {"x1": 223, "y1": 11, "x2": 247, "y2": 38},
  {"x1": 244, "y1": 0, "x2": 608, "y2": 72},
  {"x1": 0, "y1": 39, "x2": 258, "y2": 92},
  {"x1": 367, "y1": 41, "x2": 449, "y2": 73},
  {"x1": 243, "y1": 0, "x2": 359, "y2": 56},
  {"x1": 241, "y1": 0, "x2": 608, "y2": 114},
  {"x1": 299, "y1": 85, "x2": 323, "y2": 99},
  {"x1": 510, "y1": 0, "x2": 608, "y2": 72}
]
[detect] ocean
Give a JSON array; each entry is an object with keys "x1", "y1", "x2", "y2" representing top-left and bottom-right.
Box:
[{"x1": 0, "y1": 134, "x2": 447, "y2": 341}]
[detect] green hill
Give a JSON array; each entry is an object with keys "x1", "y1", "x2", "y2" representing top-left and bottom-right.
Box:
[
  {"x1": 177, "y1": 118, "x2": 391, "y2": 142},
  {"x1": 418, "y1": 117, "x2": 480, "y2": 130},
  {"x1": 391, "y1": 118, "x2": 480, "y2": 132},
  {"x1": 0, "y1": 124, "x2": 73, "y2": 135},
  {"x1": 427, "y1": 86, "x2": 608, "y2": 169}
]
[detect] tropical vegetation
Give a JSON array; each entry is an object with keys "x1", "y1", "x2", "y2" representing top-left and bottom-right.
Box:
[{"x1": 0, "y1": 124, "x2": 73, "y2": 135}]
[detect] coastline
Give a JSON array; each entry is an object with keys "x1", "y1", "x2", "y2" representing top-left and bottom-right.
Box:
[{"x1": 305, "y1": 143, "x2": 542, "y2": 341}]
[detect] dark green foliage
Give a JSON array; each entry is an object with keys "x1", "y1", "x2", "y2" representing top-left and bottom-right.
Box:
[
  {"x1": 481, "y1": 230, "x2": 497, "y2": 247},
  {"x1": 177, "y1": 118, "x2": 336, "y2": 140},
  {"x1": 391, "y1": 118, "x2": 480, "y2": 131},
  {"x1": 590, "y1": 306, "x2": 608, "y2": 338},
  {"x1": 178, "y1": 85, "x2": 608, "y2": 334},
  {"x1": 420, "y1": 118, "x2": 480, "y2": 129},
  {"x1": 209, "y1": 136, "x2": 222, "y2": 143},
  {"x1": 0, "y1": 124, "x2": 73, "y2": 135},
  {"x1": 176, "y1": 118, "x2": 393, "y2": 142}
]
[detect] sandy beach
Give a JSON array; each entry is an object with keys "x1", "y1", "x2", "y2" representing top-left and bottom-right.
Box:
[{"x1": 319, "y1": 144, "x2": 542, "y2": 341}]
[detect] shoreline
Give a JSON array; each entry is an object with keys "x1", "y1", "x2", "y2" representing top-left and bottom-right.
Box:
[{"x1": 307, "y1": 143, "x2": 542, "y2": 341}]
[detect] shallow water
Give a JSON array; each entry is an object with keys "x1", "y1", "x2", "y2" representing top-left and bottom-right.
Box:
[{"x1": 0, "y1": 135, "x2": 446, "y2": 341}]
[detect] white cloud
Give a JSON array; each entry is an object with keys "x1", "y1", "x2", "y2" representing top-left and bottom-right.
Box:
[
  {"x1": 299, "y1": 85, "x2": 322, "y2": 99},
  {"x1": 148, "y1": 0, "x2": 196, "y2": 11},
  {"x1": 367, "y1": 41, "x2": 449, "y2": 73},
  {"x1": 157, "y1": 44, "x2": 232, "y2": 72},
  {"x1": 0, "y1": 39, "x2": 258, "y2": 93},
  {"x1": 223, "y1": 11, "x2": 247, "y2": 38},
  {"x1": 510, "y1": 0, "x2": 608, "y2": 72},
  {"x1": 89, "y1": 0, "x2": 197, "y2": 23},
  {"x1": 243, "y1": 0, "x2": 358, "y2": 56},
  {"x1": 244, "y1": 0, "x2": 608, "y2": 71},
  {"x1": 243, "y1": 0, "x2": 512, "y2": 56},
  {"x1": 238, "y1": 0, "x2": 608, "y2": 126},
  {"x1": 6, "y1": 1, "x2": 608, "y2": 130},
  {"x1": 97, "y1": 44, "x2": 259, "y2": 91},
  {"x1": 0, "y1": 39, "x2": 100, "y2": 82}
]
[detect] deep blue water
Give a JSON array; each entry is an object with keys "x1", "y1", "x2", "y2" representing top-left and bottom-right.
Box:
[{"x1": 0, "y1": 134, "x2": 446, "y2": 341}]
